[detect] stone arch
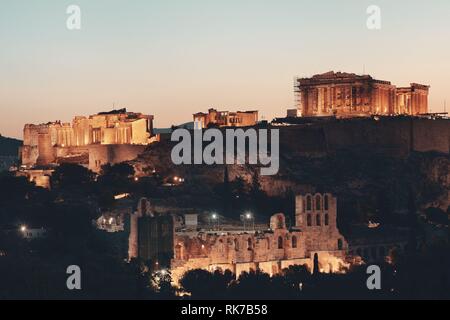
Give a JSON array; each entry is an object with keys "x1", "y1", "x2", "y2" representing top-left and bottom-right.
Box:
[
  {"x1": 277, "y1": 215, "x2": 283, "y2": 229},
  {"x1": 306, "y1": 195, "x2": 312, "y2": 211},
  {"x1": 324, "y1": 214, "x2": 329, "y2": 226},
  {"x1": 337, "y1": 238, "x2": 343, "y2": 250},
  {"x1": 315, "y1": 194, "x2": 322, "y2": 211},
  {"x1": 292, "y1": 236, "x2": 298, "y2": 248},
  {"x1": 277, "y1": 236, "x2": 283, "y2": 249},
  {"x1": 234, "y1": 238, "x2": 239, "y2": 251},
  {"x1": 307, "y1": 214, "x2": 312, "y2": 227},
  {"x1": 175, "y1": 243, "x2": 184, "y2": 260},
  {"x1": 316, "y1": 214, "x2": 321, "y2": 226},
  {"x1": 218, "y1": 239, "x2": 225, "y2": 253},
  {"x1": 247, "y1": 238, "x2": 253, "y2": 250},
  {"x1": 324, "y1": 194, "x2": 329, "y2": 211}
]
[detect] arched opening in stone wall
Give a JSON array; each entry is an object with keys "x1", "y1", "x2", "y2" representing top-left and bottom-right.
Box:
[
  {"x1": 175, "y1": 244, "x2": 183, "y2": 260},
  {"x1": 306, "y1": 195, "x2": 312, "y2": 211},
  {"x1": 324, "y1": 194, "x2": 329, "y2": 211},
  {"x1": 247, "y1": 238, "x2": 252, "y2": 250},
  {"x1": 234, "y1": 238, "x2": 239, "y2": 251},
  {"x1": 316, "y1": 214, "x2": 321, "y2": 226},
  {"x1": 324, "y1": 214, "x2": 329, "y2": 226},
  {"x1": 292, "y1": 236, "x2": 297, "y2": 248},
  {"x1": 338, "y1": 239, "x2": 343, "y2": 250},
  {"x1": 218, "y1": 239, "x2": 224, "y2": 253},
  {"x1": 315, "y1": 195, "x2": 322, "y2": 210},
  {"x1": 307, "y1": 214, "x2": 312, "y2": 227},
  {"x1": 277, "y1": 215, "x2": 284, "y2": 229},
  {"x1": 278, "y1": 236, "x2": 283, "y2": 249}
]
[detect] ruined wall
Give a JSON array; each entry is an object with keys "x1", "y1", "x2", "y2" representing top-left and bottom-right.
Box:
[
  {"x1": 88, "y1": 144, "x2": 147, "y2": 172},
  {"x1": 295, "y1": 193, "x2": 348, "y2": 256},
  {"x1": 54, "y1": 146, "x2": 90, "y2": 158},
  {"x1": 131, "y1": 118, "x2": 150, "y2": 145},
  {"x1": 36, "y1": 130, "x2": 55, "y2": 166},
  {"x1": 20, "y1": 146, "x2": 38, "y2": 167},
  {"x1": 169, "y1": 206, "x2": 347, "y2": 285}
]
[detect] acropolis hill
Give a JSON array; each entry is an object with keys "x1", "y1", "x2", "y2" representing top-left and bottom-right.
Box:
[{"x1": 129, "y1": 115, "x2": 449, "y2": 210}]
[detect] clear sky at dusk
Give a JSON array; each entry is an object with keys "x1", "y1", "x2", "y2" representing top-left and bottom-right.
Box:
[{"x1": 1, "y1": 0, "x2": 449, "y2": 138}]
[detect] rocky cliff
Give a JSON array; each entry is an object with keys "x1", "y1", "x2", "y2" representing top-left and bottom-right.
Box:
[{"x1": 129, "y1": 117, "x2": 450, "y2": 226}]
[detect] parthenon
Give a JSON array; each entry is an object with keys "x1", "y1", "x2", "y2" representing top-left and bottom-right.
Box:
[{"x1": 295, "y1": 71, "x2": 429, "y2": 117}]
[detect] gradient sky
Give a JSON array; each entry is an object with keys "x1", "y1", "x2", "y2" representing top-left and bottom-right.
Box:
[{"x1": 1, "y1": 0, "x2": 449, "y2": 138}]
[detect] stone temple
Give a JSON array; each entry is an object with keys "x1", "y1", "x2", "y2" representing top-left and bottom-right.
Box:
[
  {"x1": 294, "y1": 71, "x2": 430, "y2": 117},
  {"x1": 20, "y1": 108, "x2": 156, "y2": 173}
]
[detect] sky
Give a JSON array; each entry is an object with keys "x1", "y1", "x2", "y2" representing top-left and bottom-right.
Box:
[{"x1": 1, "y1": 0, "x2": 449, "y2": 139}]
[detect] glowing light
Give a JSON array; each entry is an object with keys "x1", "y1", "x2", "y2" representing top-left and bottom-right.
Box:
[
  {"x1": 114, "y1": 193, "x2": 130, "y2": 200},
  {"x1": 20, "y1": 225, "x2": 27, "y2": 232},
  {"x1": 245, "y1": 212, "x2": 253, "y2": 220},
  {"x1": 134, "y1": 177, "x2": 139, "y2": 182},
  {"x1": 211, "y1": 213, "x2": 217, "y2": 220}
]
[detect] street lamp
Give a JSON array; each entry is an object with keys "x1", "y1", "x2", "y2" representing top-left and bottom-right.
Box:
[
  {"x1": 243, "y1": 212, "x2": 254, "y2": 231},
  {"x1": 210, "y1": 212, "x2": 220, "y2": 230},
  {"x1": 20, "y1": 225, "x2": 27, "y2": 233}
]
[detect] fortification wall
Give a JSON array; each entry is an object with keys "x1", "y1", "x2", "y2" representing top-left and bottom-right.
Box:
[
  {"x1": 20, "y1": 145, "x2": 39, "y2": 167},
  {"x1": 36, "y1": 131, "x2": 55, "y2": 165},
  {"x1": 54, "y1": 146, "x2": 89, "y2": 158},
  {"x1": 412, "y1": 118, "x2": 449, "y2": 154},
  {"x1": 279, "y1": 118, "x2": 449, "y2": 158}
]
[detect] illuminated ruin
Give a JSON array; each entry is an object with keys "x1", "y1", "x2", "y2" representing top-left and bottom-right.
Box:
[{"x1": 295, "y1": 71, "x2": 430, "y2": 117}]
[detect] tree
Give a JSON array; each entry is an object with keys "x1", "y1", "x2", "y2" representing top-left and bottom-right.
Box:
[
  {"x1": 0, "y1": 174, "x2": 34, "y2": 203},
  {"x1": 51, "y1": 163, "x2": 94, "y2": 189},
  {"x1": 230, "y1": 270, "x2": 273, "y2": 299},
  {"x1": 282, "y1": 264, "x2": 311, "y2": 290},
  {"x1": 179, "y1": 269, "x2": 214, "y2": 299},
  {"x1": 100, "y1": 163, "x2": 134, "y2": 179},
  {"x1": 98, "y1": 163, "x2": 135, "y2": 191}
]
